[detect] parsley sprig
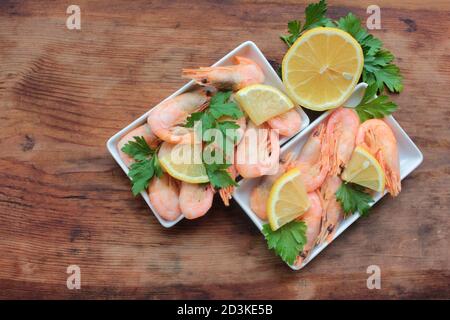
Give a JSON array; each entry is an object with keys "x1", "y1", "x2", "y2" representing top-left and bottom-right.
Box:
[
  {"x1": 335, "y1": 13, "x2": 403, "y2": 93},
  {"x1": 185, "y1": 91, "x2": 243, "y2": 189},
  {"x1": 205, "y1": 162, "x2": 237, "y2": 189},
  {"x1": 354, "y1": 83, "x2": 398, "y2": 122},
  {"x1": 280, "y1": 0, "x2": 331, "y2": 47},
  {"x1": 280, "y1": 0, "x2": 403, "y2": 94},
  {"x1": 335, "y1": 183, "x2": 373, "y2": 217},
  {"x1": 262, "y1": 221, "x2": 307, "y2": 265},
  {"x1": 121, "y1": 136, "x2": 162, "y2": 196}
]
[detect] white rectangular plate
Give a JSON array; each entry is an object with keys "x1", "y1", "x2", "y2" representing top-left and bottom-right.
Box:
[
  {"x1": 232, "y1": 112, "x2": 424, "y2": 270},
  {"x1": 106, "y1": 41, "x2": 310, "y2": 228}
]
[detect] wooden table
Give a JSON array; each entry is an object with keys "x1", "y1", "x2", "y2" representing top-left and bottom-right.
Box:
[{"x1": 1, "y1": 0, "x2": 449, "y2": 299}]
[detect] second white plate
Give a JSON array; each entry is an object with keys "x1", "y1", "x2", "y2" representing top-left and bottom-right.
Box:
[{"x1": 233, "y1": 112, "x2": 423, "y2": 270}]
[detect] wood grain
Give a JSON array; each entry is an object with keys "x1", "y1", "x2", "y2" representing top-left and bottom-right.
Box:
[{"x1": 0, "y1": 0, "x2": 449, "y2": 299}]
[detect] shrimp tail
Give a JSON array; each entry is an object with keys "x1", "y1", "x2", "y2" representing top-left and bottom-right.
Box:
[
  {"x1": 218, "y1": 165, "x2": 237, "y2": 206},
  {"x1": 219, "y1": 187, "x2": 233, "y2": 206}
]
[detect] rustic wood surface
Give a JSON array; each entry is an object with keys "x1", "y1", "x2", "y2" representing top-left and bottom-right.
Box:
[{"x1": 0, "y1": 0, "x2": 449, "y2": 299}]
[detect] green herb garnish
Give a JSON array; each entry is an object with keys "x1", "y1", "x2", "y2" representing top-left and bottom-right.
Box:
[
  {"x1": 121, "y1": 136, "x2": 162, "y2": 196},
  {"x1": 262, "y1": 221, "x2": 307, "y2": 265},
  {"x1": 185, "y1": 91, "x2": 243, "y2": 129},
  {"x1": 205, "y1": 163, "x2": 238, "y2": 189},
  {"x1": 121, "y1": 136, "x2": 153, "y2": 161},
  {"x1": 184, "y1": 91, "x2": 243, "y2": 189},
  {"x1": 335, "y1": 183, "x2": 373, "y2": 217},
  {"x1": 209, "y1": 91, "x2": 244, "y2": 119},
  {"x1": 335, "y1": 13, "x2": 403, "y2": 93},
  {"x1": 354, "y1": 83, "x2": 398, "y2": 122},
  {"x1": 280, "y1": 0, "x2": 331, "y2": 47}
]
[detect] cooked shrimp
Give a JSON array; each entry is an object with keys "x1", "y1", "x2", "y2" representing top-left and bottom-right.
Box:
[
  {"x1": 324, "y1": 108, "x2": 360, "y2": 175},
  {"x1": 235, "y1": 122, "x2": 280, "y2": 178},
  {"x1": 294, "y1": 191, "x2": 323, "y2": 267},
  {"x1": 179, "y1": 182, "x2": 214, "y2": 219},
  {"x1": 182, "y1": 56, "x2": 265, "y2": 91},
  {"x1": 117, "y1": 124, "x2": 159, "y2": 167},
  {"x1": 250, "y1": 153, "x2": 296, "y2": 220},
  {"x1": 289, "y1": 123, "x2": 329, "y2": 192},
  {"x1": 148, "y1": 173, "x2": 182, "y2": 221},
  {"x1": 147, "y1": 89, "x2": 209, "y2": 144},
  {"x1": 356, "y1": 119, "x2": 401, "y2": 196},
  {"x1": 266, "y1": 108, "x2": 302, "y2": 137},
  {"x1": 317, "y1": 175, "x2": 344, "y2": 244}
]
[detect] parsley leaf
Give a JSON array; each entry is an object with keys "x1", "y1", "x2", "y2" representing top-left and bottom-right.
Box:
[
  {"x1": 335, "y1": 12, "x2": 403, "y2": 93},
  {"x1": 355, "y1": 83, "x2": 398, "y2": 122},
  {"x1": 185, "y1": 111, "x2": 215, "y2": 136},
  {"x1": 335, "y1": 13, "x2": 382, "y2": 56},
  {"x1": 303, "y1": 0, "x2": 332, "y2": 31},
  {"x1": 216, "y1": 121, "x2": 240, "y2": 143},
  {"x1": 280, "y1": 0, "x2": 331, "y2": 47},
  {"x1": 151, "y1": 154, "x2": 163, "y2": 178},
  {"x1": 206, "y1": 164, "x2": 237, "y2": 189},
  {"x1": 121, "y1": 136, "x2": 154, "y2": 159},
  {"x1": 204, "y1": 161, "x2": 230, "y2": 173},
  {"x1": 209, "y1": 91, "x2": 244, "y2": 119},
  {"x1": 335, "y1": 183, "x2": 373, "y2": 217},
  {"x1": 121, "y1": 136, "x2": 162, "y2": 196},
  {"x1": 185, "y1": 91, "x2": 243, "y2": 127},
  {"x1": 363, "y1": 62, "x2": 403, "y2": 93},
  {"x1": 203, "y1": 144, "x2": 237, "y2": 189},
  {"x1": 280, "y1": 20, "x2": 302, "y2": 47},
  {"x1": 262, "y1": 221, "x2": 307, "y2": 265},
  {"x1": 184, "y1": 112, "x2": 203, "y2": 128},
  {"x1": 184, "y1": 91, "x2": 242, "y2": 189},
  {"x1": 364, "y1": 49, "x2": 394, "y2": 70},
  {"x1": 128, "y1": 160, "x2": 154, "y2": 196}
]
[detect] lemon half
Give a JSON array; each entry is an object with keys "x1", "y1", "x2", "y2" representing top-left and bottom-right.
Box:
[{"x1": 282, "y1": 27, "x2": 364, "y2": 111}]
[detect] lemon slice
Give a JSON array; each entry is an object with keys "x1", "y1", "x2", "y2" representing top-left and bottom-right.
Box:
[
  {"x1": 282, "y1": 27, "x2": 364, "y2": 111},
  {"x1": 158, "y1": 142, "x2": 209, "y2": 184},
  {"x1": 235, "y1": 84, "x2": 294, "y2": 125},
  {"x1": 267, "y1": 168, "x2": 310, "y2": 231},
  {"x1": 342, "y1": 146, "x2": 385, "y2": 192}
]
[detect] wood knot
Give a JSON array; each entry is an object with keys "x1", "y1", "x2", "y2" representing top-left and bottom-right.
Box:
[
  {"x1": 399, "y1": 18, "x2": 417, "y2": 32},
  {"x1": 21, "y1": 134, "x2": 35, "y2": 151},
  {"x1": 70, "y1": 226, "x2": 91, "y2": 242}
]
